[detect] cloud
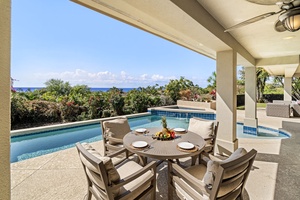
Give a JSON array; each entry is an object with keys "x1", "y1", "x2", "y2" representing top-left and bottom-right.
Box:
[{"x1": 33, "y1": 68, "x2": 176, "y2": 87}]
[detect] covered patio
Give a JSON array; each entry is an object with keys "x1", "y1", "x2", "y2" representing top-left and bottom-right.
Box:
[
  {"x1": 10, "y1": 110, "x2": 300, "y2": 199},
  {"x1": 1, "y1": 0, "x2": 300, "y2": 199}
]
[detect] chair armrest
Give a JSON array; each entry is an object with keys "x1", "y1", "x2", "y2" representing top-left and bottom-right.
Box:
[
  {"x1": 200, "y1": 152, "x2": 226, "y2": 166},
  {"x1": 113, "y1": 161, "x2": 156, "y2": 188},
  {"x1": 107, "y1": 147, "x2": 127, "y2": 158},
  {"x1": 106, "y1": 136, "x2": 123, "y2": 144},
  {"x1": 169, "y1": 161, "x2": 209, "y2": 197},
  {"x1": 105, "y1": 143, "x2": 124, "y2": 151}
]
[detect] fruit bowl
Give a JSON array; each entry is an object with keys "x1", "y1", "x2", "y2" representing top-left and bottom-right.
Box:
[{"x1": 153, "y1": 130, "x2": 176, "y2": 140}]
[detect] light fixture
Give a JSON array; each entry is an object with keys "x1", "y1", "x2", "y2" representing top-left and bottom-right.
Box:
[
  {"x1": 279, "y1": 7, "x2": 300, "y2": 32},
  {"x1": 283, "y1": 36, "x2": 295, "y2": 40}
]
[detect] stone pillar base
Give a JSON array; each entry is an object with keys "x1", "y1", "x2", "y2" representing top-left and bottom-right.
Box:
[
  {"x1": 243, "y1": 118, "x2": 258, "y2": 135},
  {"x1": 215, "y1": 138, "x2": 238, "y2": 156}
]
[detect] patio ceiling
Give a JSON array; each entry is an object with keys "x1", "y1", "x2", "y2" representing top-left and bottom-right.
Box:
[{"x1": 71, "y1": 0, "x2": 300, "y2": 77}]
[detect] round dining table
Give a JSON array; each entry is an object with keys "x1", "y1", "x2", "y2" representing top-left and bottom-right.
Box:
[{"x1": 123, "y1": 127, "x2": 206, "y2": 165}]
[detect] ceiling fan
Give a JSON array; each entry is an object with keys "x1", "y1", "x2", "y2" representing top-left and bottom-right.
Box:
[{"x1": 224, "y1": 0, "x2": 300, "y2": 32}]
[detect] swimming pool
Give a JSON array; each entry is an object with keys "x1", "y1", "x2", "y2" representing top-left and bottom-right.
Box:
[{"x1": 10, "y1": 115, "x2": 290, "y2": 163}]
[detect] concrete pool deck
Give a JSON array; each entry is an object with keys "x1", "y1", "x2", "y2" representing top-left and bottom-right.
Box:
[{"x1": 11, "y1": 109, "x2": 300, "y2": 199}]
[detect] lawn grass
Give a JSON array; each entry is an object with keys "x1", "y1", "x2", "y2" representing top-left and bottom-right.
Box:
[
  {"x1": 237, "y1": 103, "x2": 266, "y2": 110},
  {"x1": 257, "y1": 103, "x2": 267, "y2": 108}
]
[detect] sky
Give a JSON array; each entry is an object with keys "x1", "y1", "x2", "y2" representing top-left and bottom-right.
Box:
[{"x1": 11, "y1": 0, "x2": 216, "y2": 88}]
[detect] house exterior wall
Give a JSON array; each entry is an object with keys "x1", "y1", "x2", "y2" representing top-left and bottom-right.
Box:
[{"x1": 0, "y1": 0, "x2": 11, "y2": 199}]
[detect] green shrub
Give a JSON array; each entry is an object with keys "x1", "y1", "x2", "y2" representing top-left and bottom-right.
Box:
[
  {"x1": 102, "y1": 110, "x2": 111, "y2": 118},
  {"x1": 60, "y1": 100, "x2": 87, "y2": 122}
]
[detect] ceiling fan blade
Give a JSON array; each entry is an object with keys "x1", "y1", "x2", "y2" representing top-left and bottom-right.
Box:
[
  {"x1": 274, "y1": 19, "x2": 286, "y2": 32},
  {"x1": 245, "y1": 0, "x2": 294, "y2": 5},
  {"x1": 224, "y1": 12, "x2": 277, "y2": 32},
  {"x1": 292, "y1": 0, "x2": 300, "y2": 7}
]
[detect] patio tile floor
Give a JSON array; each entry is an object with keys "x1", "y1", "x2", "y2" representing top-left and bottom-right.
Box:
[{"x1": 11, "y1": 110, "x2": 300, "y2": 199}]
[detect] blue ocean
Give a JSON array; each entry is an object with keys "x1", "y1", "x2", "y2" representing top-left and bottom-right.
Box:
[{"x1": 14, "y1": 87, "x2": 135, "y2": 93}]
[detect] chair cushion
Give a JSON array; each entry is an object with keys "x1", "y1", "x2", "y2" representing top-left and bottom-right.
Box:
[
  {"x1": 117, "y1": 160, "x2": 153, "y2": 199},
  {"x1": 173, "y1": 176, "x2": 210, "y2": 200},
  {"x1": 178, "y1": 164, "x2": 209, "y2": 199},
  {"x1": 185, "y1": 163, "x2": 207, "y2": 180},
  {"x1": 81, "y1": 143, "x2": 121, "y2": 196},
  {"x1": 188, "y1": 118, "x2": 214, "y2": 142},
  {"x1": 103, "y1": 118, "x2": 131, "y2": 145}
]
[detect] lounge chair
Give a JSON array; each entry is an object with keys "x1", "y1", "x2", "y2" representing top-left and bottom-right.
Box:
[
  {"x1": 168, "y1": 148, "x2": 257, "y2": 199},
  {"x1": 76, "y1": 142, "x2": 156, "y2": 200},
  {"x1": 292, "y1": 103, "x2": 300, "y2": 117}
]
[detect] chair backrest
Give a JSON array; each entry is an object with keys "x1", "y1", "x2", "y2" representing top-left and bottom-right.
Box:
[
  {"x1": 188, "y1": 117, "x2": 219, "y2": 153},
  {"x1": 76, "y1": 142, "x2": 118, "y2": 200},
  {"x1": 208, "y1": 149, "x2": 257, "y2": 199},
  {"x1": 100, "y1": 117, "x2": 130, "y2": 140},
  {"x1": 100, "y1": 117, "x2": 130, "y2": 155}
]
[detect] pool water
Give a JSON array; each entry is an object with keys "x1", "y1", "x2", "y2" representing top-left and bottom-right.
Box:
[
  {"x1": 11, "y1": 124, "x2": 102, "y2": 163},
  {"x1": 10, "y1": 115, "x2": 289, "y2": 163}
]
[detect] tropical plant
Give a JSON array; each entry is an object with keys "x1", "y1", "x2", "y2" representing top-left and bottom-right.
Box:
[
  {"x1": 10, "y1": 77, "x2": 204, "y2": 129},
  {"x1": 107, "y1": 87, "x2": 125, "y2": 115},
  {"x1": 206, "y1": 71, "x2": 218, "y2": 99},
  {"x1": 87, "y1": 92, "x2": 109, "y2": 119},
  {"x1": 207, "y1": 71, "x2": 216, "y2": 89},
  {"x1": 26, "y1": 100, "x2": 61, "y2": 123},
  {"x1": 125, "y1": 89, "x2": 151, "y2": 113},
  {"x1": 60, "y1": 98, "x2": 87, "y2": 122},
  {"x1": 45, "y1": 79, "x2": 72, "y2": 97},
  {"x1": 70, "y1": 85, "x2": 91, "y2": 96},
  {"x1": 237, "y1": 67, "x2": 245, "y2": 94},
  {"x1": 11, "y1": 93, "x2": 28, "y2": 127},
  {"x1": 165, "y1": 76, "x2": 194, "y2": 102},
  {"x1": 160, "y1": 95, "x2": 175, "y2": 106},
  {"x1": 256, "y1": 68, "x2": 270, "y2": 102},
  {"x1": 273, "y1": 76, "x2": 300, "y2": 99},
  {"x1": 292, "y1": 77, "x2": 300, "y2": 100}
]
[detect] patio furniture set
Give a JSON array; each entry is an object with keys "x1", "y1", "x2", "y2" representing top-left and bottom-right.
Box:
[
  {"x1": 76, "y1": 117, "x2": 257, "y2": 200},
  {"x1": 266, "y1": 100, "x2": 300, "y2": 118}
]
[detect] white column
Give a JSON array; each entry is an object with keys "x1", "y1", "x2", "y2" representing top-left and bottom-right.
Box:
[
  {"x1": 0, "y1": 0, "x2": 11, "y2": 199},
  {"x1": 284, "y1": 77, "x2": 292, "y2": 101},
  {"x1": 244, "y1": 66, "x2": 258, "y2": 135},
  {"x1": 216, "y1": 50, "x2": 238, "y2": 155}
]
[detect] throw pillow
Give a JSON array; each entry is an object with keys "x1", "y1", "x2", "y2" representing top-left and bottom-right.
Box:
[{"x1": 188, "y1": 118, "x2": 214, "y2": 139}]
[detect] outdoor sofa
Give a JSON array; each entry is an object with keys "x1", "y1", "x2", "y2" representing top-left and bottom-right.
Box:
[{"x1": 266, "y1": 100, "x2": 300, "y2": 118}]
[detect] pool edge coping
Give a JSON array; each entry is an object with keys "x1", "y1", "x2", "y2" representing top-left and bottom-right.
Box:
[{"x1": 11, "y1": 112, "x2": 151, "y2": 137}]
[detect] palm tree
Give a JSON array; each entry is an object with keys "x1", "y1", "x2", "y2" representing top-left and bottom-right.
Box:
[
  {"x1": 256, "y1": 68, "x2": 269, "y2": 102},
  {"x1": 292, "y1": 77, "x2": 300, "y2": 100},
  {"x1": 207, "y1": 71, "x2": 216, "y2": 89}
]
